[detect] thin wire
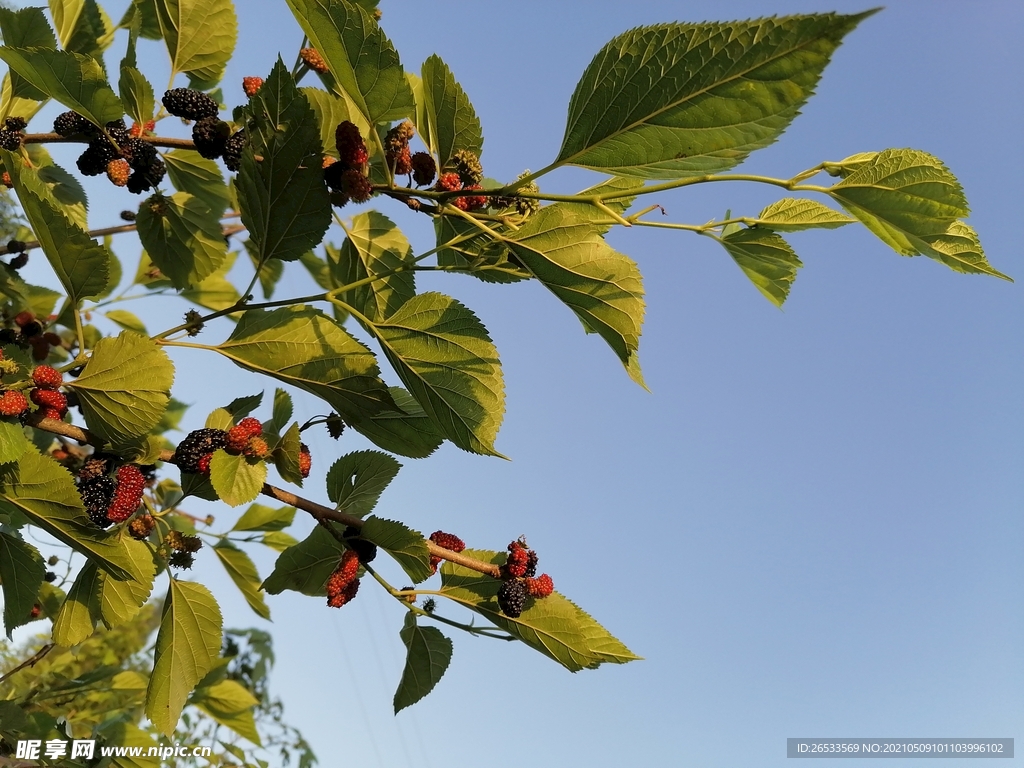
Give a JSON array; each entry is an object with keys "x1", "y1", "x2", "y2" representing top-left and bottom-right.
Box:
[{"x1": 331, "y1": 612, "x2": 386, "y2": 768}]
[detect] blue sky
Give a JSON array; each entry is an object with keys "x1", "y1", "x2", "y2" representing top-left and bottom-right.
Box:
[{"x1": 8, "y1": 1, "x2": 1024, "y2": 766}]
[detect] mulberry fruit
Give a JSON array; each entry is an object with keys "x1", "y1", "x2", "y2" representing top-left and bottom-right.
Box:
[
  {"x1": 244, "y1": 436, "x2": 270, "y2": 459},
  {"x1": 39, "y1": 406, "x2": 64, "y2": 421},
  {"x1": 120, "y1": 210, "x2": 137, "y2": 222},
  {"x1": 128, "y1": 120, "x2": 155, "y2": 138},
  {"x1": 162, "y1": 88, "x2": 219, "y2": 121},
  {"x1": 299, "y1": 443, "x2": 312, "y2": 478},
  {"x1": 525, "y1": 548, "x2": 539, "y2": 578},
  {"x1": 429, "y1": 531, "x2": 466, "y2": 552},
  {"x1": 126, "y1": 157, "x2": 166, "y2": 194},
  {"x1": 0, "y1": 173, "x2": 10, "y2": 188},
  {"x1": 9, "y1": 252, "x2": 28, "y2": 269},
  {"x1": 341, "y1": 169, "x2": 373, "y2": 203},
  {"x1": 44, "y1": 570, "x2": 56, "y2": 582},
  {"x1": 506, "y1": 549, "x2": 528, "y2": 578},
  {"x1": 300, "y1": 47, "x2": 329, "y2": 74},
  {"x1": 53, "y1": 111, "x2": 96, "y2": 137},
  {"x1": 31, "y1": 365, "x2": 62, "y2": 389},
  {"x1": 106, "y1": 158, "x2": 130, "y2": 186},
  {"x1": 327, "y1": 578, "x2": 359, "y2": 608},
  {"x1": 497, "y1": 579, "x2": 527, "y2": 618},
  {"x1": 4, "y1": 116, "x2": 26, "y2": 131},
  {"x1": 79, "y1": 456, "x2": 110, "y2": 481},
  {"x1": 242, "y1": 76, "x2": 263, "y2": 97},
  {"x1": 384, "y1": 121, "x2": 414, "y2": 175},
  {"x1": 6, "y1": 239, "x2": 24, "y2": 254},
  {"x1": 30, "y1": 388, "x2": 67, "y2": 415},
  {"x1": 389, "y1": 144, "x2": 412, "y2": 175},
  {"x1": 436, "y1": 172, "x2": 461, "y2": 192},
  {"x1": 326, "y1": 413, "x2": 345, "y2": 440},
  {"x1": 223, "y1": 129, "x2": 246, "y2": 172},
  {"x1": 180, "y1": 534, "x2": 203, "y2": 553},
  {"x1": 104, "y1": 119, "x2": 131, "y2": 148},
  {"x1": 129, "y1": 513, "x2": 155, "y2": 540},
  {"x1": 411, "y1": 152, "x2": 436, "y2": 186},
  {"x1": 169, "y1": 550, "x2": 194, "y2": 569},
  {"x1": 525, "y1": 573, "x2": 554, "y2": 598},
  {"x1": 174, "y1": 428, "x2": 228, "y2": 473},
  {"x1": 80, "y1": 475, "x2": 116, "y2": 526},
  {"x1": 77, "y1": 140, "x2": 119, "y2": 176},
  {"x1": 334, "y1": 121, "x2": 368, "y2": 169},
  {"x1": 226, "y1": 417, "x2": 262, "y2": 452},
  {"x1": 106, "y1": 465, "x2": 145, "y2": 522},
  {"x1": 449, "y1": 149, "x2": 483, "y2": 187},
  {"x1": 0, "y1": 390, "x2": 28, "y2": 416},
  {"x1": 197, "y1": 453, "x2": 212, "y2": 474},
  {"x1": 343, "y1": 526, "x2": 377, "y2": 564},
  {"x1": 122, "y1": 138, "x2": 157, "y2": 171},
  {"x1": 462, "y1": 184, "x2": 488, "y2": 211},
  {"x1": 191, "y1": 117, "x2": 230, "y2": 159},
  {"x1": 0, "y1": 129, "x2": 22, "y2": 151},
  {"x1": 325, "y1": 550, "x2": 362, "y2": 608}
]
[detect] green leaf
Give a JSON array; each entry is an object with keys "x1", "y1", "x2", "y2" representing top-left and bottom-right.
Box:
[
  {"x1": 0, "y1": 532, "x2": 44, "y2": 636},
  {"x1": 53, "y1": 0, "x2": 117, "y2": 61},
  {"x1": 756, "y1": 198, "x2": 855, "y2": 231},
  {"x1": 0, "y1": 418, "x2": 31, "y2": 464},
  {"x1": 284, "y1": 0, "x2": 413, "y2": 125},
  {"x1": 719, "y1": 227, "x2": 802, "y2": 307},
  {"x1": 190, "y1": 678, "x2": 261, "y2": 745},
  {"x1": 557, "y1": 176, "x2": 645, "y2": 234},
  {"x1": 0, "y1": 7, "x2": 56, "y2": 102},
  {"x1": 267, "y1": 388, "x2": 293, "y2": 436},
  {"x1": 216, "y1": 305, "x2": 395, "y2": 423},
  {"x1": 394, "y1": 613, "x2": 452, "y2": 713},
  {"x1": 105, "y1": 309, "x2": 148, "y2": 334},
  {"x1": 260, "y1": 531, "x2": 298, "y2": 552},
  {"x1": 361, "y1": 515, "x2": 430, "y2": 584},
  {"x1": 163, "y1": 150, "x2": 230, "y2": 216},
  {"x1": 441, "y1": 550, "x2": 641, "y2": 672},
  {"x1": 369, "y1": 292, "x2": 505, "y2": 456},
  {"x1": 154, "y1": 0, "x2": 237, "y2": 84},
  {"x1": 136, "y1": 191, "x2": 228, "y2": 289},
  {"x1": 205, "y1": 406, "x2": 234, "y2": 430},
  {"x1": 213, "y1": 541, "x2": 270, "y2": 620},
  {"x1": 97, "y1": 533, "x2": 155, "y2": 628},
  {"x1": 271, "y1": 421, "x2": 303, "y2": 486},
  {"x1": 301, "y1": 86, "x2": 356, "y2": 156},
  {"x1": 505, "y1": 206, "x2": 646, "y2": 387},
  {"x1": 119, "y1": 0, "x2": 162, "y2": 40},
  {"x1": 555, "y1": 11, "x2": 875, "y2": 178},
  {"x1": 299, "y1": 249, "x2": 332, "y2": 290},
  {"x1": 917, "y1": 220, "x2": 1010, "y2": 280},
  {"x1": 119, "y1": 65, "x2": 155, "y2": 126},
  {"x1": 261, "y1": 525, "x2": 344, "y2": 596},
  {"x1": 326, "y1": 450, "x2": 401, "y2": 518},
  {"x1": 232, "y1": 502, "x2": 296, "y2": 532},
  {"x1": 332, "y1": 211, "x2": 415, "y2": 323},
  {"x1": 225, "y1": 391, "x2": 262, "y2": 419},
  {"x1": 350, "y1": 386, "x2": 444, "y2": 459},
  {"x1": 180, "y1": 252, "x2": 242, "y2": 311},
  {"x1": 67, "y1": 332, "x2": 174, "y2": 446},
  {"x1": 434, "y1": 215, "x2": 530, "y2": 285},
  {"x1": 406, "y1": 71, "x2": 432, "y2": 155},
  {"x1": 2, "y1": 150, "x2": 110, "y2": 303},
  {"x1": 28, "y1": 147, "x2": 89, "y2": 231},
  {"x1": 146, "y1": 579, "x2": 222, "y2": 737},
  {"x1": 421, "y1": 54, "x2": 481, "y2": 166},
  {"x1": 51, "y1": 561, "x2": 100, "y2": 646},
  {"x1": 237, "y1": 59, "x2": 331, "y2": 265},
  {"x1": 209, "y1": 450, "x2": 267, "y2": 507},
  {"x1": 0, "y1": 450, "x2": 141, "y2": 580},
  {"x1": 0, "y1": 47, "x2": 122, "y2": 125}
]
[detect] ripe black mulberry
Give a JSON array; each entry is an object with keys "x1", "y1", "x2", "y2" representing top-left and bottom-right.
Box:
[{"x1": 162, "y1": 88, "x2": 219, "y2": 121}]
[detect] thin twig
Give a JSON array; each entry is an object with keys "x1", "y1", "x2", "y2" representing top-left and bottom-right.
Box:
[
  {"x1": 22, "y1": 133, "x2": 196, "y2": 150},
  {"x1": 0, "y1": 643, "x2": 54, "y2": 686}
]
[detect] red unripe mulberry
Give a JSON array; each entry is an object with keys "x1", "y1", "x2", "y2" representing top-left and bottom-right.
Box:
[
  {"x1": 243, "y1": 76, "x2": 264, "y2": 97},
  {"x1": 299, "y1": 443, "x2": 312, "y2": 478},
  {"x1": 437, "y1": 172, "x2": 461, "y2": 192},
  {"x1": 0, "y1": 390, "x2": 29, "y2": 416},
  {"x1": 525, "y1": 573, "x2": 554, "y2": 598},
  {"x1": 300, "y1": 48, "x2": 329, "y2": 74},
  {"x1": 30, "y1": 388, "x2": 67, "y2": 415},
  {"x1": 334, "y1": 121, "x2": 368, "y2": 168},
  {"x1": 106, "y1": 465, "x2": 145, "y2": 523},
  {"x1": 31, "y1": 365, "x2": 62, "y2": 388}
]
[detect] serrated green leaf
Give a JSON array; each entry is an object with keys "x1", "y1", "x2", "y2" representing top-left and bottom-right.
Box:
[
  {"x1": 0, "y1": 46, "x2": 121, "y2": 125},
  {"x1": 434, "y1": 215, "x2": 530, "y2": 285},
  {"x1": 27, "y1": 145, "x2": 89, "y2": 231},
  {"x1": 209, "y1": 450, "x2": 266, "y2": 507},
  {"x1": 67, "y1": 332, "x2": 174, "y2": 446},
  {"x1": 271, "y1": 421, "x2": 303, "y2": 486},
  {"x1": 441, "y1": 549, "x2": 641, "y2": 672},
  {"x1": 205, "y1": 406, "x2": 233, "y2": 430},
  {"x1": 232, "y1": 502, "x2": 296, "y2": 532},
  {"x1": 361, "y1": 515, "x2": 430, "y2": 584},
  {"x1": 146, "y1": 579, "x2": 222, "y2": 736},
  {"x1": 180, "y1": 250, "x2": 241, "y2": 311},
  {"x1": 190, "y1": 678, "x2": 261, "y2": 744},
  {"x1": 325, "y1": 450, "x2": 400, "y2": 518},
  {"x1": 0, "y1": 450, "x2": 140, "y2": 580},
  {"x1": 53, "y1": 0, "x2": 116, "y2": 61},
  {"x1": 369, "y1": 292, "x2": 504, "y2": 456},
  {"x1": 260, "y1": 531, "x2": 298, "y2": 552},
  {"x1": 51, "y1": 561, "x2": 100, "y2": 646},
  {"x1": 180, "y1": 470, "x2": 218, "y2": 501},
  {"x1": 394, "y1": 613, "x2": 452, "y2": 712},
  {"x1": 556, "y1": 12, "x2": 874, "y2": 178},
  {"x1": 756, "y1": 198, "x2": 855, "y2": 231},
  {"x1": 284, "y1": 0, "x2": 413, "y2": 127},
  {"x1": 97, "y1": 533, "x2": 155, "y2": 628},
  {"x1": 0, "y1": 418, "x2": 31, "y2": 464},
  {"x1": 238, "y1": 59, "x2": 331, "y2": 265},
  {"x1": 2, "y1": 149, "x2": 110, "y2": 302},
  {"x1": 261, "y1": 525, "x2": 344, "y2": 596},
  {"x1": 720, "y1": 227, "x2": 802, "y2": 307},
  {"x1": 119, "y1": 64, "x2": 155, "y2": 126},
  {"x1": 350, "y1": 386, "x2": 444, "y2": 459},
  {"x1": 917, "y1": 220, "x2": 1010, "y2": 280},
  {"x1": 105, "y1": 309, "x2": 147, "y2": 334},
  {"x1": 224, "y1": 391, "x2": 262, "y2": 418},
  {"x1": 505, "y1": 206, "x2": 646, "y2": 387},
  {"x1": 406, "y1": 71, "x2": 432, "y2": 156},
  {"x1": 119, "y1": 0, "x2": 162, "y2": 40},
  {"x1": 823, "y1": 151, "x2": 879, "y2": 178},
  {"x1": 267, "y1": 388, "x2": 293, "y2": 436},
  {"x1": 213, "y1": 541, "x2": 270, "y2": 620},
  {"x1": 136, "y1": 191, "x2": 228, "y2": 289},
  {"x1": 154, "y1": 0, "x2": 237, "y2": 84},
  {"x1": 333, "y1": 211, "x2": 415, "y2": 322},
  {"x1": 216, "y1": 305, "x2": 395, "y2": 423},
  {"x1": 163, "y1": 150, "x2": 230, "y2": 216},
  {"x1": 0, "y1": 7, "x2": 56, "y2": 102},
  {"x1": 421, "y1": 54, "x2": 481, "y2": 167},
  {"x1": 0, "y1": 532, "x2": 44, "y2": 636}
]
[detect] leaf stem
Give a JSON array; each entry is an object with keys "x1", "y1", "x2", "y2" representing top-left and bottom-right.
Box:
[{"x1": 0, "y1": 643, "x2": 54, "y2": 685}]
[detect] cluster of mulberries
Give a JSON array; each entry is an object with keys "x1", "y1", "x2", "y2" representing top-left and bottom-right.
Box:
[
  {"x1": 428, "y1": 530, "x2": 466, "y2": 574},
  {"x1": 490, "y1": 171, "x2": 541, "y2": 217},
  {"x1": 30, "y1": 364, "x2": 67, "y2": 421},
  {"x1": 166, "y1": 528, "x2": 203, "y2": 569},
  {"x1": 497, "y1": 539, "x2": 554, "y2": 618},
  {"x1": 129, "y1": 513, "x2": 156, "y2": 540},
  {"x1": 63, "y1": 112, "x2": 167, "y2": 194},
  {"x1": 77, "y1": 459, "x2": 146, "y2": 527},
  {"x1": 434, "y1": 150, "x2": 488, "y2": 211},
  {"x1": 0, "y1": 116, "x2": 26, "y2": 151},
  {"x1": 300, "y1": 48, "x2": 329, "y2": 74},
  {"x1": 191, "y1": 116, "x2": 231, "y2": 160},
  {"x1": 325, "y1": 549, "x2": 361, "y2": 608},
  {"x1": 223, "y1": 129, "x2": 247, "y2": 172},
  {"x1": 0, "y1": 389, "x2": 28, "y2": 417},
  {"x1": 162, "y1": 88, "x2": 219, "y2": 121},
  {"x1": 324, "y1": 121, "x2": 372, "y2": 206},
  {"x1": 225, "y1": 417, "x2": 267, "y2": 459},
  {"x1": 173, "y1": 427, "x2": 228, "y2": 474},
  {"x1": 4, "y1": 239, "x2": 27, "y2": 271},
  {"x1": 0, "y1": 311, "x2": 63, "y2": 361},
  {"x1": 385, "y1": 120, "x2": 414, "y2": 176}
]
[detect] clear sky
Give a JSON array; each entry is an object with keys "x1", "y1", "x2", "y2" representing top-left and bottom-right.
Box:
[{"x1": 9, "y1": 1, "x2": 1024, "y2": 766}]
